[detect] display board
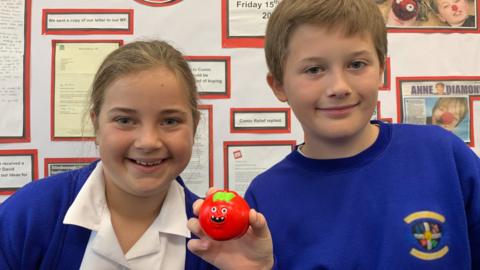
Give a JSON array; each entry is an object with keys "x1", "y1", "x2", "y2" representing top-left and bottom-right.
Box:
[{"x1": 1, "y1": 0, "x2": 479, "y2": 202}]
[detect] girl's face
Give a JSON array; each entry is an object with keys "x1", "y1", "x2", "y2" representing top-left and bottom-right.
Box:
[
  {"x1": 436, "y1": 0, "x2": 470, "y2": 26},
  {"x1": 92, "y1": 66, "x2": 196, "y2": 199}
]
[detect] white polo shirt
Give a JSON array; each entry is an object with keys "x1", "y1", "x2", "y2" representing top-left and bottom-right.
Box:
[{"x1": 63, "y1": 162, "x2": 191, "y2": 270}]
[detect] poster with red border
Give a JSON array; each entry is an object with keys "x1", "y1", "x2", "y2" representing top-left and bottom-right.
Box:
[
  {"x1": 0, "y1": 0, "x2": 31, "y2": 143},
  {"x1": 230, "y1": 107, "x2": 291, "y2": 133},
  {"x1": 50, "y1": 40, "x2": 123, "y2": 141},
  {"x1": 185, "y1": 56, "x2": 231, "y2": 99},
  {"x1": 44, "y1": 157, "x2": 97, "y2": 177},
  {"x1": 42, "y1": 9, "x2": 134, "y2": 35},
  {"x1": 396, "y1": 76, "x2": 480, "y2": 146},
  {"x1": 469, "y1": 96, "x2": 480, "y2": 147},
  {"x1": 180, "y1": 104, "x2": 214, "y2": 196},
  {"x1": 221, "y1": 0, "x2": 280, "y2": 48},
  {"x1": 223, "y1": 140, "x2": 295, "y2": 195},
  {"x1": 0, "y1": 149, "x2": 38, "y2": 195}
]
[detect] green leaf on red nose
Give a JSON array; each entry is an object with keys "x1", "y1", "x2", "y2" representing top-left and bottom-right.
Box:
[{"x1": 213, "y1": 191, "x2": 235, "y2": 202}]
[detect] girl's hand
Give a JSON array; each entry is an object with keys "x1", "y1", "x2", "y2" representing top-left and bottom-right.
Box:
[{"x1": 187, "y1": 188, "x2": 274, "y2": 270}]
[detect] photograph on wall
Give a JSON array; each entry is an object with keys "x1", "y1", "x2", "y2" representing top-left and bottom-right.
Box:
[
  {"x1": 396, "y1": 76, "x2": 480, "y2": 144},
  {"x1": 51, "y1": 40, "x2": 122, "y2": 141},
  {"x1": 0, "y1": 149, "x2": 38, "y2": 195},
  {"x1": 376, "y1": 0, "x2": 478, "y2": 32},
  {"x1": 0, "y1": 0, "x2": 31, "y2": 143},
  {"x1": 221, "y1": 0, "x2": 280, "y2": 47},
  {"x1": 44, "y1": 157, "x2": 96, "y2": 177},
  {"x1": 223, "y1": 140, "x2": 295, "y2": 195},
  {"x1": 180, "y1": 105, "x2": 213, "y2": 197}
]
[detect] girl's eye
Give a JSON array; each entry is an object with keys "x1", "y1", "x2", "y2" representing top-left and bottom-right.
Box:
[
  {"x1": 348, "y1": 61, "x2": 366, "y2": 70},
  {"x1": 115, "y1": 117, "x2": 133, "y2": 125}
]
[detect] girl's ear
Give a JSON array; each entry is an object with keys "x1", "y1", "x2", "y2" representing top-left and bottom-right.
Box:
[{"x1": 266, "y1": 73, "x2": 288, "y2": 102}]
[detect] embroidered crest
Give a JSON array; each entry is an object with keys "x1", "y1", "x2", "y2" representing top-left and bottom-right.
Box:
[{"x1": 404, "y1": 211, "x2": 449, "y2": 261}]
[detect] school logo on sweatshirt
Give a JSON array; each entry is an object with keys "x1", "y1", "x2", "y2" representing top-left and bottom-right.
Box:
[
  {"x1": 404, "y1": 211, "x2": 449, "y2": 261},
  {"x1": 134, "y1": 0, "x2": 181, "y2": 7}
]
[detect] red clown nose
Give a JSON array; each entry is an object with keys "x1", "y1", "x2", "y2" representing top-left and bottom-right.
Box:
[{"x1": 452, "y1": 4, "x2": 458, "y2": 11}]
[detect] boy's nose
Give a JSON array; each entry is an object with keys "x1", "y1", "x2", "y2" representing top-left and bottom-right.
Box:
[{"x1": 326, "y1": 69, "x2": 352, "y2": 98}]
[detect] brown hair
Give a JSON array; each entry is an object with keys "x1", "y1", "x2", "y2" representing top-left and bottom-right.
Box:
[
  {"x1": 265, "y1": 0, "x2": 388, "y2": 83},
  {"x1": 89, "y1": 40, "x2": 199, "y2": 132}
]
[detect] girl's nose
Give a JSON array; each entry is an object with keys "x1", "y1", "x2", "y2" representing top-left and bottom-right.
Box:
[
  {"x1": 135, "y1": 126, "x2": 162, "y2": 150},
  {"x1": 451, "y1": 4, "x2": 458, "y2": 12}
]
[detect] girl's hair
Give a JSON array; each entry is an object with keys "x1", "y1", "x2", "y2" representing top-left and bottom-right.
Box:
[{"x1": 89, "y1": 40, "x2": 199, "y2": 132}]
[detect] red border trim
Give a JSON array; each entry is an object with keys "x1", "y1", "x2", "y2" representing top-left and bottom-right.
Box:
[
  {"x1": 44, "y1": 157, "x2": 97, "y2": 177},
  {"x1": 134, "y1": 0, "x2": 182, "y2": 7},
  {"x1": 42, "y1": 9, "x2": 134, "y2": 35},
  {"x1": 184, "y1": 56, "x2": 231, "y2": 99},
  {"x1": 380, "y1": 57, "x2": 391, "y2": 91},
  {"x1": 375, "y1": 101, "x2": 392, "y2": 123},
  {"x1": 469, "y1": 97, "x2": 480, "y2": 148},
  {"x1": 0, "y1": 0, "x2": 31, "y2": 143},
  {"x1": 221, "y1": 0, "x2": 265, "y2": 48},
  {"x1": 230, "y1": 107, "x2": 291, "y2": 133},
  {"x1": 0, "y1": 149, "x2": 38, "y2": 195},
  {"x1": 50, "y1": 40, "x2": 123, "y2": 141},
  {"x1": 223, "y1": 140, "x2": 296, "y2": 189}
]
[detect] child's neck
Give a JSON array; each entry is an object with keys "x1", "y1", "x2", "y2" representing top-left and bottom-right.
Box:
[{"x1": 302, "y1": 123, "x2": 379, "y2": 159}]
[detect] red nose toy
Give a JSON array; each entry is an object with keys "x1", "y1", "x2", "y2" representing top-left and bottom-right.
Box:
[
  {"x1": 199, "y1": 190, "x2": 250, "y2": 241},
  {"x1": 440, "y1": 111, "x2": 455, "y2": 125}
]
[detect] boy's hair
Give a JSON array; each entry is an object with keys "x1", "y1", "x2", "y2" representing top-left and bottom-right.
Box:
[
  {"x1": 265, "y1": 0, "x2": 388, "y2": 83},
  {"x1": 89, "y1": 40, "x2": 199, "y2": 132}
]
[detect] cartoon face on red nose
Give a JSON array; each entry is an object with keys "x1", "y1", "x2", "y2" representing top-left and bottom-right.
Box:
[
  {"x1": 199, "y1": 190, "x2": 250, "y2": 241},
  {"x1": 392, "y1": 0, "x2": 419, "y2": 21}
]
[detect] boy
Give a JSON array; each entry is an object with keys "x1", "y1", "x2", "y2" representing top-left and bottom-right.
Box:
[{"x1": 244, "y1": 0, "x2": 480, "y2": 268}]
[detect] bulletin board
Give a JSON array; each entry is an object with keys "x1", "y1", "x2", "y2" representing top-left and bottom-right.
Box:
[{"x1": 1, "y1": 0, "x2": 480, "y2": 202}]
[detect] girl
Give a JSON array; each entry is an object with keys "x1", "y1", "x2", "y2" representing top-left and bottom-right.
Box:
[{"x1": 0, "y1": 40, "x2": 273, "y2": 270}]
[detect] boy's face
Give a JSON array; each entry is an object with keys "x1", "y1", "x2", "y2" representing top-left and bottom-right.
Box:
[
  {"x1": 268, "y1": 24, "x2": 383, "y2": 157},
  {"x1": 436, "y1": 0, "x2": 469, "y2": 26}
]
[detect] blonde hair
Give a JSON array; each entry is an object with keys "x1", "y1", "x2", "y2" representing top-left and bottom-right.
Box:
[
  {"x1": 265, "y1": 0, "x2": 388, "y2": 83},
  {"x1": 89, "y1": 40, "x2": 199, "y2": 132}
]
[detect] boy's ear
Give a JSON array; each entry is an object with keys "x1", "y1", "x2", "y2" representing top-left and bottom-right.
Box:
[
  {"x1": 378, "y1": 61, "x2": 386, "y2": 88},
  {"x1": 266, "y1": 73, "x2": 288, "y2": 102}
]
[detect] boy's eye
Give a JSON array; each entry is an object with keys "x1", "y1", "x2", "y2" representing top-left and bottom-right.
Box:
[
  {"x1": 163, "y1": 118, "x2": 180, "y2": 126},
  {"x1": 303, "y1": 65, "x2": 324, "y2": 75},
  {"x1": 348, "y1": 61, "x2": 366, "y2": 70}
]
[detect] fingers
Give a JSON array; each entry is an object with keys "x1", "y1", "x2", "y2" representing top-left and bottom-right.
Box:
[
  {"x1": 187, "y1": 238, "x2": 210, "y2": 254},
  {"x1": 248, "y1": 209, "x2": 271, "y2": 239},
  {"x1": 206, "y1": 187, "x2": 220, "y2": 197},
  {"x1": 192, "y1": 199, "x2": 204, "y2": 216},
  {"x1": 187, "y1": 217, "x2": 207, "y2": 238}
]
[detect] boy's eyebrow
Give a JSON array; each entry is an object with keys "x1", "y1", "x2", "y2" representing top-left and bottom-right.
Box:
[{"x1": 299, "y1": 50, "x2": 375, "y2": 62}]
